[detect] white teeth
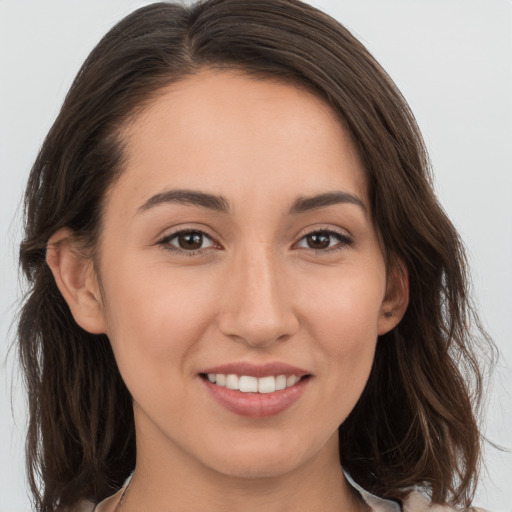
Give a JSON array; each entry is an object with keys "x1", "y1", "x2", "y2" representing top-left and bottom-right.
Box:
[
  {"x1": 226, "y1": 374, "x2": 239, "y2": 390},
  {"x1": 239, "y1": 376, "x2": 258, "y2": 392},
  {"x1": 287, "y1": 375, "x2": 299, "y2": 387},
  {"x1": 258, "y1": 376, "x2": 276, "y2": 393},
  {"x1": 275, "y1": 375, "x2": 287, "y2": 390},
  {"x1": 208, "y1": 373, "x2": 303, "y2": 393}
]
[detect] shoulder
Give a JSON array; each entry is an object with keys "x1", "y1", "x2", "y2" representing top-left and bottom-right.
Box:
[
  {"x1": 402, "y1": 491, "x2": 487, "y2": 512},
  {"x1": 70, "y1": 487, "x2": 123, "y2": 512},
  {"x1": 80, "y1": 486, "x2": 125, "y2": 512},
  {"x1": 348, "y1": 474, "x2": 486, "y2": 512},
  {"x1": 65, "y1": 500, "x2": 95, "y2": 512},
  {"x1": 403, "y1": 491, "x2": 454, "y2": 511}
]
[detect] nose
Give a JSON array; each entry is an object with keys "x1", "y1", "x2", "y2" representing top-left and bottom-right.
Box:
[{"x1": 217, "y1": 246, "x2": 299, "y2": 348}]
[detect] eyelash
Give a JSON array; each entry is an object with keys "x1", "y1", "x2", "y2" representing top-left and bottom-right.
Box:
[
  {"x1": 157, "y1": 229, "x2": 218, "y2": 257},
  {"x1": 157, "y1": 228, "x2": 353, "y2": 256}
]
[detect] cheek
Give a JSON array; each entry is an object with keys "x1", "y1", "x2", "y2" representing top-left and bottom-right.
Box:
[
  {"x1": 301, "y1": 268, "x2": 384, "y2": 405},
  {"x1": 100, "y1": 261, "x2": 218, "y2": 375},
  {"x1": 304, "y1": 265, "x2": 385, "y2": 342}
]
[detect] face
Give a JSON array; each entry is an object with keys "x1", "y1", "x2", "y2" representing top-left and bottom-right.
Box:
[{"x1": 88, "y1": 70, "x2": 403, "y2": 479}]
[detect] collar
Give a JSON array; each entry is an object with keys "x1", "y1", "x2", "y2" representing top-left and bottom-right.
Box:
[{"x1": 345, "y1": 472, "x2": 402, "y2": 512}]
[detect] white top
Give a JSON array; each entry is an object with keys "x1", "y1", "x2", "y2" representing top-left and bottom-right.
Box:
[
  {"x1": 346, "y1": 473, "x2": 401, "y2": 512},
  {"x1": 79, "y1": 476, "x2": 470, "y2": 512}
]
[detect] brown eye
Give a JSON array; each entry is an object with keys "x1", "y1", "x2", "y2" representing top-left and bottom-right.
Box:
[
  {"x1": 306, "y1": 233, "x2": 331, "y2": 249},
  {"x1": 177, "y1": 231, "x2": 204, "y2": 250},
  {"x1": 296, "y1": 230, "x2": 353, "y2": 251},
  {"x1": 161, "y1": 230, "x2": 215, "y2": 253}
]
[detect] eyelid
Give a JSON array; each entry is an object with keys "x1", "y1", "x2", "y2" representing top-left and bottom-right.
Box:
[
  {"x1": 294, "y1": 224, "x2": 352, "y2": 240},
  {"x1": 156, "y1": 226, "x2": 222, "y2": 256},
  {"x1": 154, "y1": 224, "x2": 353, "y2": 256},
  {"x1": 293, "y1": 226, "x2": 354, "y2": 252},
  {"x1": 155, "y1": 222, "x2": 218, "y2": 243}
]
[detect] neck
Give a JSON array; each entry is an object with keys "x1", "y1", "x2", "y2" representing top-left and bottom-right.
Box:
[{"x1": 120, "y1": 415, "x2": 367, "y2": 512}]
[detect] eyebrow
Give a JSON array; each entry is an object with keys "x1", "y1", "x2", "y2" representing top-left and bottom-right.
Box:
[
  {"x1": 138, "y1": 189, "x2": 230, "y2": 213},
  {"x1": 289, "y1": 191, "x2": 367, "y2": 214},
  {"x1": 137, "y1": 188, "x2": 366, "y2": 215}
]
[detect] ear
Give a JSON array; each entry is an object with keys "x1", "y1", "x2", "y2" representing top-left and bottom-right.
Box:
[
  {"x1": 46, "y1": 228, "x2": 107, "y2": 334},
  {"x1": 377, "y1": 261, "x2": 409, "y2": 336}
]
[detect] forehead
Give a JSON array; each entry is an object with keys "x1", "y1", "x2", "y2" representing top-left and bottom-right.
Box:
[{"x1": 111, "y1": 69, "x2": 367, "y2": 214}]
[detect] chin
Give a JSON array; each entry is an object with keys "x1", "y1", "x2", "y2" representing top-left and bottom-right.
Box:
[
  {"x1": 210, "y1": 453, "x2": 305, "y2": 480},
  {"x1": 197, "y1": 432, "x2": 328, "y2": 480}
]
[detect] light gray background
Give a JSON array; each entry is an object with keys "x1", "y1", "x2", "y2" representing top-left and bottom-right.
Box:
[{"x1": 1, "y1": 1, "x2": 511, "y2": 511}]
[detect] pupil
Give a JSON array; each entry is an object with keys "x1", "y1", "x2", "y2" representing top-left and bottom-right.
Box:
[
  {"x1": 179, "y1": 232, "x2": 203, "y2": 250},
  {"x1": 307, "y1": 233, "x2": 330, "y2": 249}
]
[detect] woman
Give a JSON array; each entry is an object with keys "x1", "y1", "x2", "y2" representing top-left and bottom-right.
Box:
[{"x1": 17, "y1": 1, "x2": 493, "y2": 510}]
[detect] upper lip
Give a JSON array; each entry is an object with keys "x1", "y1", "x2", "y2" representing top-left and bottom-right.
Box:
[{"x1": 200, "y1": 362, "x2": 310, "y2": 378}]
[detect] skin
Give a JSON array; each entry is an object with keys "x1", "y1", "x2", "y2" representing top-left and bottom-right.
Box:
[{"x1": 47, "y1": 69, "x2": 408, "y2": 511}]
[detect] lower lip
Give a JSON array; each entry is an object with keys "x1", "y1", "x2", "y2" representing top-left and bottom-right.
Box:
[{"x1": 201, "y1": 376, "x2": 310, "y2": 418}]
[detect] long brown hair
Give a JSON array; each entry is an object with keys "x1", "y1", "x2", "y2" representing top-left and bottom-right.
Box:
[{"x1": 17, "y1": 1, "x2": 493, "y2": 510}]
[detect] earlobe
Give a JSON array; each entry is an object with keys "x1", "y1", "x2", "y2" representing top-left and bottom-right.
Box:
[
  {"x1": 378, "y1": 262, "x2": 409, "y2": 336},
  {"x1": 46, "y1": 228, "x2": 107, "y2": 334}
]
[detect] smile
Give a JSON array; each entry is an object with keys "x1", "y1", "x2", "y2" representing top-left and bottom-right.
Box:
[
  {"x1": 204, "y1": 373, "x2": 303, "y2": 393},
  {"x1": 200, "y1": 370, "x2": 310, "y2": 418}
]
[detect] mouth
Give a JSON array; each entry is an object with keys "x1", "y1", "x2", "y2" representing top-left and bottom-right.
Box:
[
  {"x1": 198, "y1": 363, "x2": 312, "y2": 418},
  {"x1": 199, "y1": 373, "x2": 310, "y2": 394}
]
